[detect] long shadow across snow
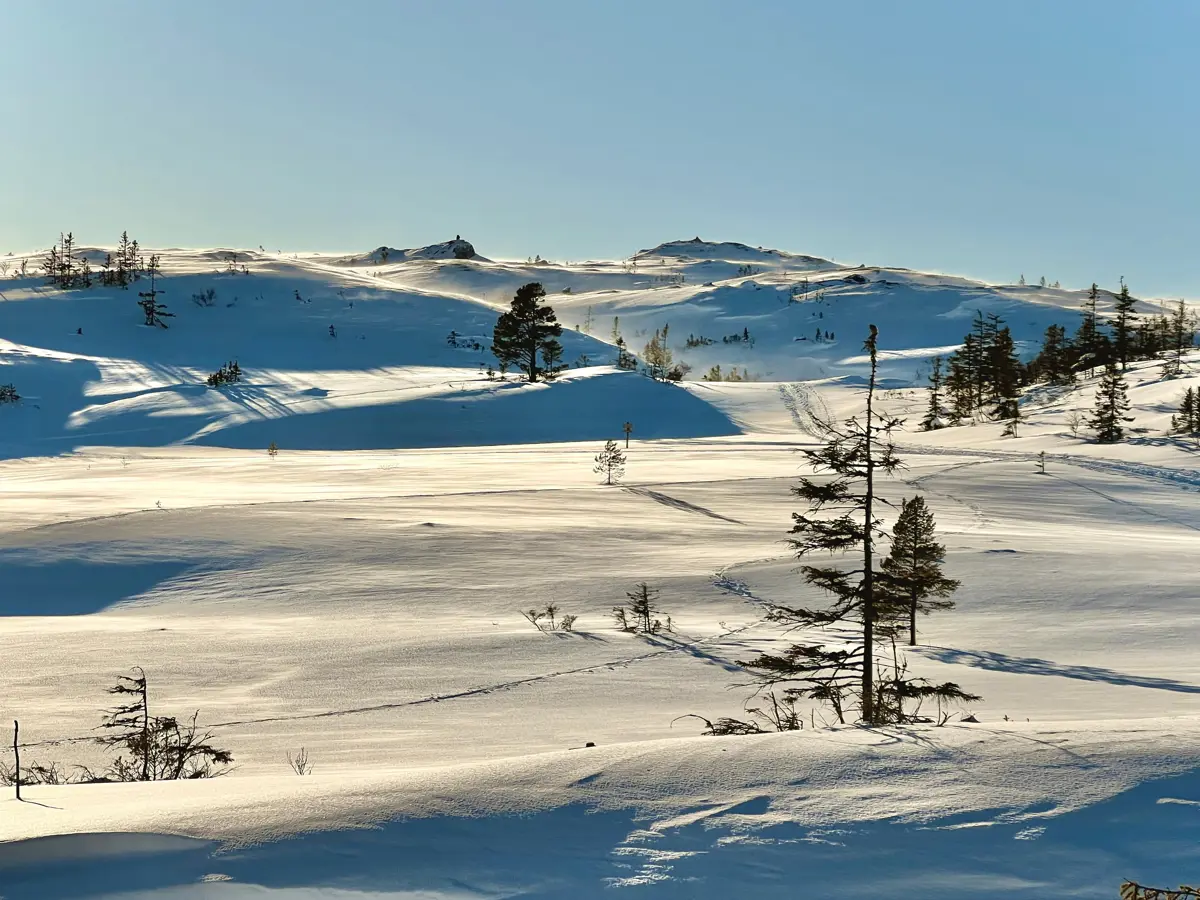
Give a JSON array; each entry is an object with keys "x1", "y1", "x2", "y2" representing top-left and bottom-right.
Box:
[{"x1": 920, "y1": 646, "x2": 1200, "y2": 695}]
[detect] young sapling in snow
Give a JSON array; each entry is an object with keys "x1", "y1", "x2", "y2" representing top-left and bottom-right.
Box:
[
  {"x1": 613, "y1": 583, "x2": 668, "y2": 634},
  {"x1": 593, "y1": 439, "x2": 626, "y2": 485}
]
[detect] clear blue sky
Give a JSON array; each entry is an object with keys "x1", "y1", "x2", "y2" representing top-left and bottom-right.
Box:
[{"x1": 3, "y1": 1, "x2": 1197, "y2": 296}]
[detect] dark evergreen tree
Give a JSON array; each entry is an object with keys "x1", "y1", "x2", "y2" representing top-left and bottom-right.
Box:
[
  {"x1": 1171, "y1": 387, "x2": 1199, "y2": 436},
  {"x1": 593, "y1": 439, "x2": 626, "y2": 485},
  {"x1": 1089, "y1": 361, "x2": 1132, "y2": 443},
  {"x1": 491, "y1": 282, "x2": 563, "y2": 383},
  {"x1": 98, "y1": 668, "x2": 232, "y2": 781},
  {"x1": 614, "y1": 336, "x2": 638, "y2": 370},
  {"x1": 1162, "y1": 300, "x2": 1195, "y2": 378},
  {"x1": 880, "y1": 497, "x2": 959, "y2": 647},
  {"x1": 1112, "y1": 281, "x2": 1138, "y2": 371},
  {"x1": 945, "y1": 335, "x2": 978, "y2": 420},
  {"x1": 614, "y1": 583, "x2": 665, "y2": 634},
  {"x1": 1029, "y1": 324, "x2": 1074, "y2": 385},
  {"x1": 1074, "y1": 283, "x2": 1109, "y2": 376},
  {"x1": 137, "y1": 255, "x2": 172, "y2": 328},
  {"x1": 921, "y1": 356, "x2": 946, "y2": 431},
  {"x1": 987, "y1": 325, "x2": 1022, "y2": 418}
]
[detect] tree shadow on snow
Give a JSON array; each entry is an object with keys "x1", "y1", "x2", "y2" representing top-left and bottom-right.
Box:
[
  {"x1": 920, "y1": 646, "x2": 1200, "y2": 694},
  {"x1": 0, "y1": 549, "x2": 198, "y2": 616}
]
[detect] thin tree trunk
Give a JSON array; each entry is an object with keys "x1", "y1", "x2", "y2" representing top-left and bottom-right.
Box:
[
  {"x1": 910, "y1": 596, "x2": 918, "y2": 646},
  {"x1": 13, "y1": 720, "x2": 20, "y2": 801},
  {"x1": 861, "y1": 326, "x2": 877, "y2": 724},
  {"x1": 141, "y1": 674, "x2": 150, "y2": 782}
]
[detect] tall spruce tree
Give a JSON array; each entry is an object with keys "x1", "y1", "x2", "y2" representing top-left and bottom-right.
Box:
[
  {"x1": 1112, "y1": 281, "x2": 1138, "y2": 371},
  {"x1": 1075, "y1": 283, "x2": 1109, "y2": 376},
  {"x1": 879, "y1": 497, "x2": 959, "y2": 646},
  {"x1": 988, "y1": 325, "x2": 1022, "y2": 418},
  {"x1": 491, "y1": 282, "x2": 563, "y2": 383},
  {"x1": 740, "y1": 325, "x2": 901, "y2": 724},
  {"x1": 737, "y1": 325, "x2": 978, "y2": 725},
  {"x1": 1089, "y1": 361, "x2": 1132, "y2": 443}
]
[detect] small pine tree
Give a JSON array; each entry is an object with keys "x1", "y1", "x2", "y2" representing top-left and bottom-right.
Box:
[
  {"x1": 614, "y1": 336, "x2": 638, "y2": 370},
  {"x1": 1089, "y1": 361, "x2": 1133, "y2": 443},
  {"x1": 618, "y1": 582, "x2": 663, "y2": 634},
  {"x1": 593, "y1": 439, "x2": 626, "y2": 485},
  {"x1": 268, "y1": 441, "x2": 279, "y2": 458},
  {"x1": 921, "y1": 356, "x2": 946, "y2": 431},
  {"x1": 879, "y1": 497, "x2": 960, "y2": 646}
]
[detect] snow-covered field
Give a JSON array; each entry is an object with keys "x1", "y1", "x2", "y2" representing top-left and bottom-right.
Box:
[{"x1": 1, "y1": 239, "x2": 1199, "y2": 898}]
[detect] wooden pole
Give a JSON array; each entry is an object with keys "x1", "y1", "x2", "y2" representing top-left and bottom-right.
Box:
[{"x1": 13, "y1": 720, "x2": 20, "y2": 801}]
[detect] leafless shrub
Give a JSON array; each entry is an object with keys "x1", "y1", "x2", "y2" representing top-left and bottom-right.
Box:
[
  {"x1": 521, "y1": 604, "x2": 580, "y2": 633},
  {"x1": 287, "y1": 747, "x2": 313, "y2": 775}
]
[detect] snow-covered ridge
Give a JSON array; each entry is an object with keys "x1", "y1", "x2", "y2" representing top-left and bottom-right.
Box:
[{"x1": 0, "y1": 237, "x2": 1189, "y2": 458}]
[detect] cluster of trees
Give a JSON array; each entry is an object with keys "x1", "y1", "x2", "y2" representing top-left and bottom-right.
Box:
[
  {"x1": 206, "y1": 360, "x2": 242, "y2": 387},
  {"x1": 98, "y1": 232, "x2": 148, "y2": 287},
  {"x1": 927, "y1": 285, "x2": 1197, "y2": 442},
  {"x1": 927, "y1": 311, "x2": 1023, "y2": 428},
  {"x1": 643, "y1": 324, "x2": 688, "y2": 381},
  {"x1": 0, "y1": 384, "x2": 18, "y2": 404},
  {"x1": 1171, "y1": 388, "x2": 1200, "y2": 437},
  {"x1": 42, "y1": 231, "x2": 149, "y2": 290},
  {"x1": 701, "y1": 365, "x2": 752, "y2": 382},
  {"x1": 447, "y1": 331, "x2": 485, "y2": 351},
  {"x1": 1028, "y1": 284, "x2": 1194, "y2": 381},
  {"x1": 43, "y1": 232, "x2": 93, "y2": 288},
  {"x1": 721, "y1": 328, "x2": 753, "y2": 346},
  {"x1": 698, "y1": 326, "x2": 978, "y2": 733}
]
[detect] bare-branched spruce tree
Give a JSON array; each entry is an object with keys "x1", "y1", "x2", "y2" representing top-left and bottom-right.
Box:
[
  {"x1": 97, "y1": 668, "x2": 232, "y2": 781},
  {"x1": 737, "y1": 325, "x2": 978, "y2": 726}
]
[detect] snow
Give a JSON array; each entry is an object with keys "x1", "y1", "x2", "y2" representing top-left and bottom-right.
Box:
[{"x1": 1, "y1": 239, "x2": 1199, "y2": 897}]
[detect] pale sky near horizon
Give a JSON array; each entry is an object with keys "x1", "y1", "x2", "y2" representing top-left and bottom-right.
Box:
[{"x1": 2, "y1": 1, "x2": 1197, "y2": 297}]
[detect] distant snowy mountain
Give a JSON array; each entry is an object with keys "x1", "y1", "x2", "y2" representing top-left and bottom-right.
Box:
[
  {"x1": 635, "y1": 237, "x2": 835, "y2": 270},
  {"x1": 329, "y1": 237, "x2": 485, "y2": 266}
]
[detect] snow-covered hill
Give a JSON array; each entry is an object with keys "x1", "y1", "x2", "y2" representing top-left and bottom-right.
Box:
[{"x1": 0, "y1": 237, "x2": 1178, "y2": 457}]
